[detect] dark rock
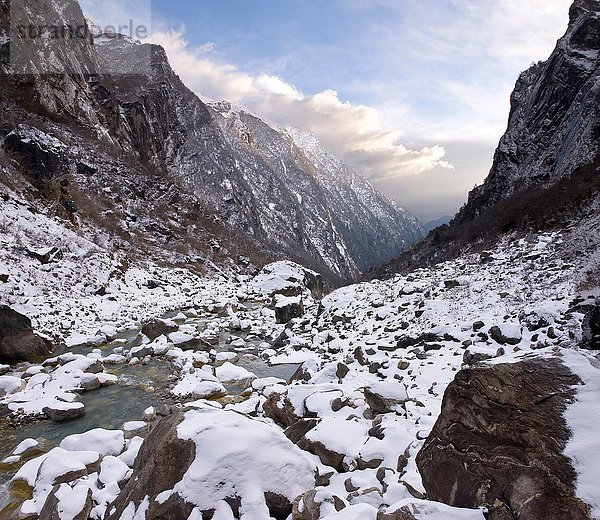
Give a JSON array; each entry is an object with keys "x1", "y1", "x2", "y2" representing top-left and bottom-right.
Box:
[
  {"x1": 363, "y1": 384, "x2": 408, "y2": 414},
  {"x1": 263, "y1": 391, "x2": 301, "y2": 428},
  {"x1": 377, "y1": 505, "x2": 417, "y2": 520},
  {"x1": 4, "y1": 126, "x2": 67, "y2": 181},
  {"x1": 489, "y1": 325, "x2": 521, "y2": 345},
  {"x1": 416, "y1": 358, "x2": 589, "y2": 520},
  {"x1": 444, "y1": 280, "x2": 461, "y2": 289},
  {"x1": 353, "y1": 346, "x2": 368, "y2": 366},
  {"x1": 106, "y1": 412, "x2": 196, "y2": 520},
  {"x1": 582, "y1": 306, "x2": 600, "y2": 349},
  {"x1": 519, "y1": 311, "x2": 550, "y2": 331},
  {"x1": 43, "y1": 403, "x2": 85, "y2": 422},
  {"x1": 284, "y1": 419, "x2": 319, "y2": 444},
  {"x1": 472, "y1": 321, "x2": 485, "y2": 331},
  {"x1": 26, "y1": 246, "x2": 62, "y2": 264},
  {"x1": 0, "y1": 306, "x2": 53, "y2": 363},
  {"x1": 271, "y1": 323, "x2": 293, "y2": 350},
  {"x1": 40, "y1": 485, "x2": 93, "y2": 520},
  {"x1": 292, "y1": 489, "x2": 345, "y2": 520},
  {"x1": 84, "y1": 360, "x2": 105, "y2": 374},
  {"x1": 336, "y1": 362, "x2": 349, "y2": 380},
  {"x1": 274, "y1": 297, "x2": 305, "y2": 324},
  {"x1": 0, "y1": 274, "x2": 8, "y2": 283},
  {"x1": 297, "y1": 436, "x2": 346, "y2": 472},
  {"x1": 141, "y1": 319, "x2": 178, "y2": 341},
  {"x1": 463, "y1": 350, "x2": 494, "y2": 365}
]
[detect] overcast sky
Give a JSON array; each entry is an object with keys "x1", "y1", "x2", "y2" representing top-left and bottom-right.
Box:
[{"x1": 81, "y1": 0, "x2": 572, "y2": 222}]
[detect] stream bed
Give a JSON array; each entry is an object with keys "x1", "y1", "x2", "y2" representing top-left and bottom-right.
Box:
[{"x1": 0, "y1": 305, "x2": 298, "y2": 513}]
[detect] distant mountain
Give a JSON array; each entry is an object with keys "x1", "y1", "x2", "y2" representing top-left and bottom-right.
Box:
[
  {"x1": 0, "y1": 0, "x2": 423, "y2": 285},
  {"x1": 369, "y1": 0, "x2": 600, "y2": 278},
  {"x1": 423, "y1": 215, "x2": 453, "y2": 232}
]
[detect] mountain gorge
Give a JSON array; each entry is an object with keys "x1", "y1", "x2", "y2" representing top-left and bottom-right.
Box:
[
  {"x1": 0, "y1": 0, "x2": 600, "y2": 519},
  {"x1": 0, "y1": 0, "x2": 423, "y2": 285}
]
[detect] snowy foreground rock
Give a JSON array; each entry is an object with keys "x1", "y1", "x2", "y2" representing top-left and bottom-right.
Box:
[
  {"x1": 107, "y1": 403, "x2": 317, "y2": 519},
  {"x1": 0, "y1": 228, "x2": 599, "y2": 519}
]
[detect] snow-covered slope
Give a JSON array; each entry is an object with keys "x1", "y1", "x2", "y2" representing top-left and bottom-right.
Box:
[{"x1": 0, "y1": 0, "x2": 423, "y2": 284}]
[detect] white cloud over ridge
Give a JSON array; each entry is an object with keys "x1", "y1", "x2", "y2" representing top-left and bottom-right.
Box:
[{"x1": 149, "y1": 29, "x2": 453, "y2": 180}]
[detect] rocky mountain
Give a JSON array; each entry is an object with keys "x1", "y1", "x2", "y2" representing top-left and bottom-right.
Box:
[
  {"x1": 370, "y1": 0, "x2": 600, "y2": 278},
  {"x1": 0, "y1": 0, "x2": 422, "y2": 285}
]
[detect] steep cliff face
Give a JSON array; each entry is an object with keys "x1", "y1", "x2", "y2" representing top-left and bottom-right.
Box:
[
  {"x1": 461, "y1": 0, "x2": 600, "y2": 220},
  {"x1": 0, "y1": 0, "x2": 423, "y2": 284},
  {"x1": 369, "y1": 0, "x2": 600, "y2": 279}
]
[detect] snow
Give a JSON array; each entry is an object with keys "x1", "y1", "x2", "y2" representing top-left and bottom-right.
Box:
[
  {"x1": 173, "y1": 406, "x2": 317, "y2": 518},
  {"x1": 0, "y1": 376, "x2": 26, "y2": 396},
  {"x1": 249, "y1": 261, "x2": 315, "y2": 297},
  {"x1": 99, "y1": 456, "x2": 132, "y2": 485},
  {"x1": 12, "y1": 438, "x2": 39, "y2": 456},
  {"x1": 0, "y1": 196, "x2": 598, "y2": 518},
  {"x1": 305, "y1": 417, "x2": 370, "y2": 462},
  {"x1": 60, "y1": 429, "x2": 125, "y2": 457},
  {"x1": 562, "y1": 349, "x2": 600, "y2": 518},
  {"x1": 215, "y1": 362, "x2": 257, "y2": 385}
]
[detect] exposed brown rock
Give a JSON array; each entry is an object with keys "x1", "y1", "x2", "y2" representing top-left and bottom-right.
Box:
[
  {"x1": 416, "y1": 357, "x2": 591, "y2": 519},
  {"x1": 0, "y1": 306, "x2": 53, "y2": 364},
  {"x1": 105, "y1": 411, "x2": 196, "y2": 520}
]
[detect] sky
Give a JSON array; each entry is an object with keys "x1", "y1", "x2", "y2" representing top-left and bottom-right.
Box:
[{"x1": 80, "y1": 0, "x2": 572, "y2": 222}]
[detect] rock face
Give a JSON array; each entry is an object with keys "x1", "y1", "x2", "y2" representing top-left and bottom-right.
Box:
[
  {"x1": 582, "y1": 306, "x2": 600, "y2": 349},
  {"x1": 0, "y1": 306, "x2": 52, "y2": 363},
  {"x1": 106, "y1": 411, "x2": 196, "y2": 520},
  {"x1": 369, "y1": 0, "x2": 600, "y2": 278},
  {"x1": 0, "y1": 0, "x2": 423, "y2": 283},
  {"x1": 461, "y1": 0, "x2": 600, "y2": 218},
  {"x1": 416, "y1": 358, "x2": 591, "y2": 520}
]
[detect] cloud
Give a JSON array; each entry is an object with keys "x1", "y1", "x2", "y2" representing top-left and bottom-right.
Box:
[
  {"x1": 361, "y1": 0, "x2": 572, "y2": 143},
  {"x1": 148, "y1": 29, "x2": 453, "y2": 179}
]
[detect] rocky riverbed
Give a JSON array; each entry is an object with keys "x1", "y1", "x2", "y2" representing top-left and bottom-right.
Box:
[{"x1": 1, "y1": 238, "x2": 599, "y2": 519}]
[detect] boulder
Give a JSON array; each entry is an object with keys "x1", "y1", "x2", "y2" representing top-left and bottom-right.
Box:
[
  {"x1": 0, "y1": 375, "x2": 26, "y2": 397},
  {"x1": 107, "y1": 406, "x2": 316, "y2": 519},
  {"x1": 292, "y1": 489, "x2": 346, "y2": 519},
  {"x1": 168, "y1": 332, "x2": 212, "y2": 352},
  {"x1": 4, "y1": 125, "x2": 67, "y2": 181},
  {"x1": 141, "y1": 319, "x2": 178, "y2": 341},
  {"x1": 274, "y1": 295, "x2": 305, "y2": 324},
  {"x1": 39, "y1": 484, "x2": 93, "y2": 520},
  {"x1": 251, "y1": 261, "x2": 323, "y2": 300},
  {"x1": 0, "y1": 306, "x2": 53, "y2": 363},
  {"x1": 416, "y1": 358, "x2": 589, "y2": 519},
  {"x1": 488, "y1": 324, "x2": 522, "y2": 345},
  {"x1": 363, "y1": 382, "x2": 408, "y2": 414},
  {"x1": 43, "y1": 402, "x2": 85, "y2": 422},
  {"x1": 582, "y1": 306, "x2": 600, "y2": 349}
]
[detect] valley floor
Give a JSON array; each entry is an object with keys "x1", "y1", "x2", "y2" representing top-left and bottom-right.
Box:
[{"x1": 1, "y1": 182, "x2": 599, "y2": 519}]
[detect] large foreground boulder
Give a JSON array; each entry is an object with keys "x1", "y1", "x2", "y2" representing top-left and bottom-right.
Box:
[
  {"x1": 0, "y1": 306, "x2": 53, "y2": 363},
  {"x1": 107, "y1": 405, "x2": 317, "y2": 519},
  {"x1": 416, "y1": 357, "x2": 590, "y2": 519}
]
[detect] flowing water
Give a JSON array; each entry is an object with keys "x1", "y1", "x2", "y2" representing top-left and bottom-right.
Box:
[{"x1": 0, "y1": 306, "x2": 298, "y2": 511}]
